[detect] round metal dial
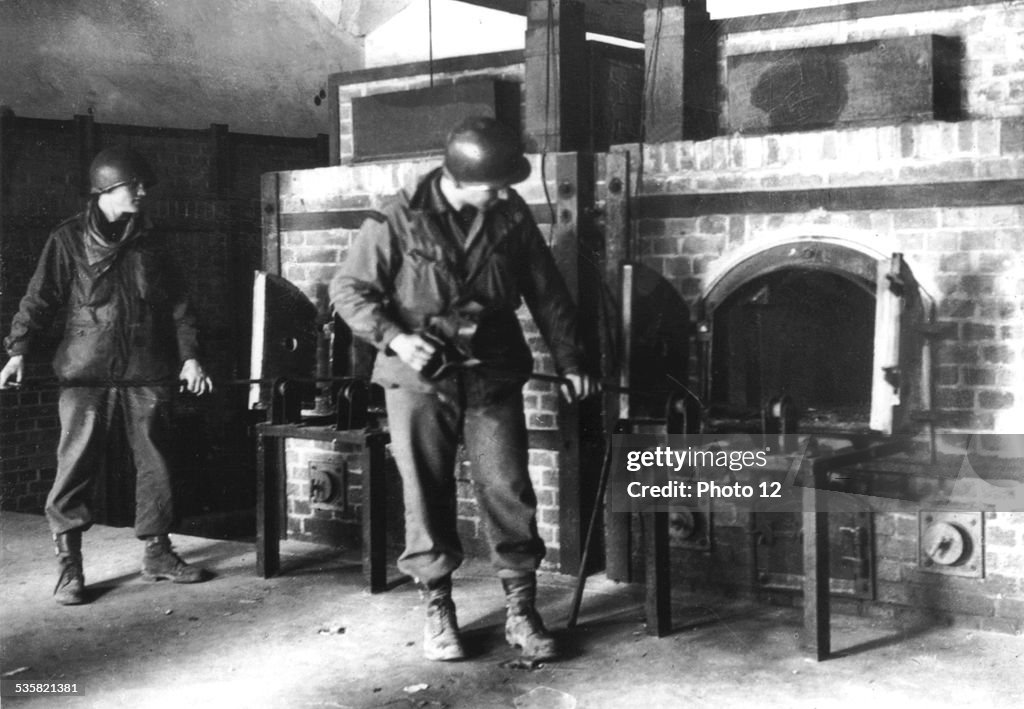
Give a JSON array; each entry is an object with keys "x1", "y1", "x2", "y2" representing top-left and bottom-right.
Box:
[{"x1": 922, "y1": 522, "x2": 969, "y2": 566}]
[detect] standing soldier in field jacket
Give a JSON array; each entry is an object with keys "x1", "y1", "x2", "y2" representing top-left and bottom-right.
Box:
[
  {"x1": 0, "y1": 146, "x2": 214, "y2": 605},
  {"x1": 331, "y1": 117, "x2": 595, "y2": 662}
]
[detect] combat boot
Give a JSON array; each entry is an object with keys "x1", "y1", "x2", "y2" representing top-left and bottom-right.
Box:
[
  {"x1": 141, "y1": 535, "x2": 207, "y2": 583},
  {"x1": 502, "y1": 573, "x2": 558, "y2": 660},
  {"x1": 422, "y1": 576, "x2": 465, "y2": 661},
  {"x1": 53, "y1": 532, "x2": 86, "y2": 605}
]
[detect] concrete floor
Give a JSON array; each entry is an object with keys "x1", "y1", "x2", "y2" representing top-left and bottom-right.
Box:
[{"x1": 1, "y1": 512, "x2": 1022, "y2": 709}]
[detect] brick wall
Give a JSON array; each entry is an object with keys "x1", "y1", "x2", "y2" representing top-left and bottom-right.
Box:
[
  {"x1": 614, "y1": 121, "x2": 1023, "y2": 629},
  {"x1": 284, "y1": 438, "x2": 374, "y2": 547},
  {"x1": 609, "y1": 0, "x2": 1024, "y2": 633},
  {"x1": 622, "y1": 117, "x2": 1024, "y2": 433},
  {"x1": 0, "y1": 112, "x2": 326, "y2": 523},
  {"x1": 682, "y1": 476, "x2": 1024, "y2": 634},
  {"x1": 719, "y1": 0, "x2": 1024, "y2": 126}
]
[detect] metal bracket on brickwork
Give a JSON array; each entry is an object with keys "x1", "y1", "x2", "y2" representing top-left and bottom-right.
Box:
[
  {"x1": 308, "y1": 455, "x2": 348, "y2": 511},
  {"x1": 919, "y1": 510, "x2": 984, "y2": 578},
  {"x1": 668, "y1": 505, "x2": 712, "y2": 551}
]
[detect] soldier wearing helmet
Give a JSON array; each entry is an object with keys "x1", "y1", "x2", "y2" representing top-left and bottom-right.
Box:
[
  {"x1": 331, "y1": 117, "x2": 595, "y2": 662},
  {"x1": 0, "y1": 146, "x2": 214, "y2": 605}
]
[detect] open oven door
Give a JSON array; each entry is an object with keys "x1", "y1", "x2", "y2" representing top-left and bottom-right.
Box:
[
  {"x1": 248, "y1": 271, "x2": 319, "y2": 413},
  {"x1": 870, "y1": 253, "x2": 931, "y2": 434}
]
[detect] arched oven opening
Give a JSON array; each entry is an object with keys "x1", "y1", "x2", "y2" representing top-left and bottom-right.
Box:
[
  {"x1": 708, "y1": 268, "x2": 875, "y2": 432},
  {"x1": 696, "y1": 239, "x2": 934, "y2": 438}
]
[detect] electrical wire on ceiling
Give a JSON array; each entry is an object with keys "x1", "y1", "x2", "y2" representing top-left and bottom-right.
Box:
[
  {"x1": 428, "y1": 0, "x2": 435, "y2": 87},
  {"x1": 540, "y1": 0, "x2": 557, "y2": 236}
]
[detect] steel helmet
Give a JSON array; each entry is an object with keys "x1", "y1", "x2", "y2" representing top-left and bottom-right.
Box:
[
  {"x1": 89, "y1": 146, "x2": 157, "y2": 194},
  {"x1": 442, "y1": 116, "x2": 530, "y2": 189}
]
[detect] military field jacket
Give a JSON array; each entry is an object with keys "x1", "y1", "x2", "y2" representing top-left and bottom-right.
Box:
[
  {"x1": 330, "y1": 169, "x2": 582, "y2": 391},
  {"x1": 4, "y1": 206, "x2": 200, "y2": 382}
]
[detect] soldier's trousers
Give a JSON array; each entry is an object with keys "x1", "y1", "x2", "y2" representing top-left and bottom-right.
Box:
[
  {"x1": 384, "y1": 377, "x2": 546, "y2": 585},
  {"x1": 46, "y1": 385, "x2": 176, "y2": 538}
]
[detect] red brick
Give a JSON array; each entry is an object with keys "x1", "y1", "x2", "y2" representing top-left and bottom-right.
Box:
[
  {"x1": 937, "y1": 411, "x2": 995, "y2": 430},
  {"x1": 694, "y1": 175, "x2": 747, "y2": 192},
  {"x1": 759, "y1": 173, "x2": 825, "y2": 189},
  {"x1": 979, "y1": 390, "x2": 1015, "y2": 410},
  {"x1": 894, "y1": 209, "x2": 939, "y2": 230},
  {"x1": 978, "y1": 572, "x2": 1022, "y2": 596},
  {"x1": 959, "y1": 275, "x2": 997, "y2": 296},
  {"x1": 663, "y1": 258, "x2": 692, "y2": 277},
  {"x1": 1000, "y1": 117, "x2": 1024, "y2": 155},
  {"x1": 711, "y1": 138, "x2": 729, "y2": 170},
  {"x1": 638, "y1": 219, "x2": 666, "y2": 237},
  {"x1": 927, "y1": 233, "x2": 960, "y2": 252},
  {"x1": 876, "y1": 580, "x2": 912, "y2": 605},
  {"x1": 876, "y1": 558, "x2": 903, "y2": 582},
  {"x1": 939, "y1": 343, "x2": 979, "y2": 365},
  {"x1": 938, "y1": 299, "x2": 975, "y2": 318},
  {"x1": 874, "y1": 515, "x2": 896, "y2": 536},
  {"x1": 646, "y1": 237, "x2": 679, "y2": 256},
  {"x1": 996, "y1": 597, "x2": 1024, "y2": 620},
  {"x1": 1011, "y1": 79, "x2": 1024, "y2": 102},
  {"x1": 964, "y1": 367, "x2": 996, "y2": 386},
  {"x1": 456, "y1": 518, "x2": 479, "y2": 541},
  {"x1": 694, "y1": 141, "x2": 714, "y2": 170},
  {"x1": 959, "y1": 231, "x2": 1000, "y2": 250},
  {"x1": 728, "y1": 216, "x2": 746, "y2": 243},
  {"x1": 540, "y1": 508, "x2": 559, "y2": 525},
  {"x1": 894, "y1": 513, "x2": 919, "y2": 537},
  {"x1": 696, "y1": 215, "x2": 728, "y2": 235},
  {"x1": 681, "y1": 235, "x2": 722, "y2": 255},
  {"x1": 940, "y1": 252, "x2": 971, "y2": 273},
  {"x1": 692, "y1": 255, "x2": 717, "y2": 275},
  {"x1": 935, "y1": 387, "x2": 975, "y2": 409},
  {"x1": 957, "y1": 122, "x2": 976, "y2": 153},
  {"x1": 899, "y1": 124, "x2": 916, "y2": 158},
  {"x1": 978, "y1": 253, "x2": 1017, "y2": 273},
  {"x1": 963, "y1": 322, "x2": 997, "y2": 340},
  {"x1": 978, "y1": 300, "x2": 1020, "y2": 320},
  {"x1": 987, "y1": 526, "x2": 1018, "y2": 547},
  {"x1": 983, "y1": 345, "x2": 1016, "y2": 363},
  {"x1": 998, "y1": 229, "x2": 1024, "y2": 250},
  {"x1": 877, "y1": 535, "x2": 919, "y2": 563},
  {"x1": 977, "y1": 158, "x2": 1022, "y2": 180},
  {"x1": 907, "y1": 584, "x2": 997, "y2": 617},
  {"x1": 975, "y1": 120, "x2": 1001, "y2": 156}
]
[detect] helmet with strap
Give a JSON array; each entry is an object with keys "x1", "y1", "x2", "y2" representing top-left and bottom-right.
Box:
[
  {"x1": 442, "y1": 116, "x2": 530, "y2": 189},
  {"x1": 89, "y1": 146, "x2": 157, "y2": 194}
]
